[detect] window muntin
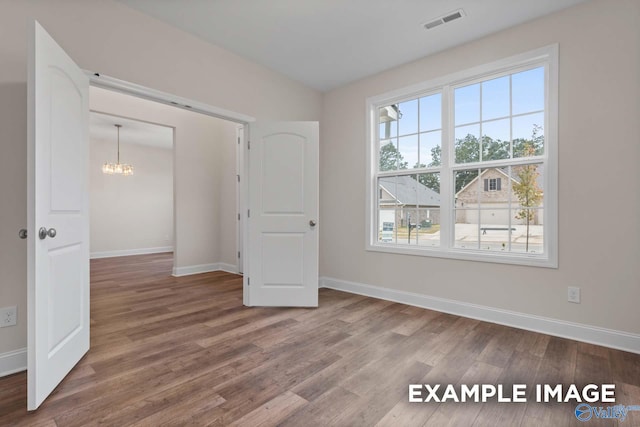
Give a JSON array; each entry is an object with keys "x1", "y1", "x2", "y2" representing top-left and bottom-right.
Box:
[{"x1": 368, "y1": 47, "x2": 556, "y2": 267}]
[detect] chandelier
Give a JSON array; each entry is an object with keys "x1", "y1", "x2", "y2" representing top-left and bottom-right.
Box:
[{"x1": 102, "y1": 124, "x2": 134, "y2": 175}]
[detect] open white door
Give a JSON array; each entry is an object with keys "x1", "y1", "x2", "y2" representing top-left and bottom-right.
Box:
[
  {"x1": 27, "y1": 21, "x2": 90, "y2": 410},
  {"x1": 247, "y1": 122, "x2": 319, "y2": 307}
]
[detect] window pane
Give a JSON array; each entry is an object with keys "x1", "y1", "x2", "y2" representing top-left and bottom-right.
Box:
[
  {"x1": 479, "y1": 210, "x2": 512, "y2": 252},
  {"x1": 398, "y1": 134, "x2": 418, "y2": 169},
  {"x1": 420, "y1": 93, "x2": 441, "y2": 132},
  {"x1": 479, "y1": 168, "x2": 510, "y2": 205},
  {"x1": 511, "y1": 163, "x2": 544, "y2": 211},
  {"x1": 513, "y1": 113, "x2": 544, "y2": 157},
  {"x1": 415, "y1": 208, "x2": 440, "y2": 247},
  {"x1": 454, "y1": 169, "x2": 479, "y2": 202},
  {"x1": 400, "y1": 207, "x2": 420, "y2": 245},
  {"x1": 482, "y1": 75, "x2": 510, "y2": 120},
  {"x1": 511, "y1": 209, "x2": 544, "y2": 254},
  {"x1": 455, "y1": 83, "x2": 480, "y2": 126},
  {"x1": 455, "y1": 124, "x2": 480, "y2": 164},
  {"x1": 417, "y1": 172, "x2": 441, "y2": 205},
  {"x1": 419, "y1": 131, "x2": 441, "y2": 167},
  {"x1": 378, "y1": 176, "x2": 398, "y2": 244},
  {"x1": 482, "y1": 119, "x2": 510, "y2": 161},
  {"x1": 455, "y1": 168, "x2": 480, "y2": 249},
  {"x1": 398, "y1": 99, "x2": 418, "y2": 136},
  {"x1": 512, "y1": 67, "x2": 544, "y2": 115},
  {"x1": 454, "y1": 210, "x2": 479, "y2": 249},
  {"x1": 379, "y1": 105, "x2": 399, "y2": 139},
  {"x1": 379, "y1": 139, "x2": 399, "y2": 171}
]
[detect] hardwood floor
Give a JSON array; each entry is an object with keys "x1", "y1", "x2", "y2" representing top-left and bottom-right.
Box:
[{"x1": 1, "y1": 252, "x2": 639, "y2": 426}]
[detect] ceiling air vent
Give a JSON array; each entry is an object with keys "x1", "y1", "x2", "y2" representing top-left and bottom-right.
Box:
[{"x1": 423, "y1": 9, "x2": 465, "y2": 30}]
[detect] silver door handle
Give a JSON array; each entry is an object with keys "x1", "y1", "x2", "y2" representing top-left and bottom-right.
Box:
[
  {"x1": 18, "y1": 229, "x2": 27, "y2": 239},
  {"x1": 39, "y1": 227, "x2": 57, "y2": 240},
  {"x1": 309, "y1": 220, "x2": 317, "y2": 227}
]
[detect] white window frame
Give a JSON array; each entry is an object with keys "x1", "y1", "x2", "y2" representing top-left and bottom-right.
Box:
[
  {"x1": 488, "y1": 178, "x2": 498, "y2": 192},
  {"x1": 365, "y1": 45, "x2": 558, "y2": 268}
]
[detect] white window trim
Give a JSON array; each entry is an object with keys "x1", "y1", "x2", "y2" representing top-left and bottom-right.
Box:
[{"x1": 365, "y1": 44, "x2": 559, "y2": 268}]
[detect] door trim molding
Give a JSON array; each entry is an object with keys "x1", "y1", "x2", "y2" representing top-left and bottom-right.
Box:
[
  {"x1": 85, "y1": 71, "x2": 255, "y2": 124},
  {"x1": 320, "y1": 276, "x2": 640, "y2": 354}
]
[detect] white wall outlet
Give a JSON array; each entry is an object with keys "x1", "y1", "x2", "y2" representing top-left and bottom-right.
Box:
[
  {"x1": 0, "y1": 306, "x2": 17, "y2": 327},
  {"x1": 568, "y1": 286, "x2": 581, "y2": 304}
]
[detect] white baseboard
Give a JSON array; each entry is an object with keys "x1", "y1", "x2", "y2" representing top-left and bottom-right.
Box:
[
  {"x1": 0, "y1": 347, "x2": 27, "y2": 377},
  {"x1": 217, "y1": 263, "x2": 239, "y2": 274},
  {"x1": 320, "y1": 277, "x2": 640, "y2": 355},
  {"x1": 90, "y1": 246, "x2": 173, "y2": 259},
  {"x1": 172, "y1": 262, "x2": 238, "y2": 277}
]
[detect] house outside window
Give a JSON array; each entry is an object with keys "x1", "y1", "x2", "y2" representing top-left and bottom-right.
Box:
[{"x1": 366, "y1": 46, "x2": 558, "y2": 267}]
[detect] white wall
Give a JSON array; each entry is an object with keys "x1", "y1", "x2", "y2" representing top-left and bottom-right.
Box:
[
  {"x1": 320, "y1": 0, "x2": 640, "y2": 337},
  {"x1": 0, "y1": 83, "x2": 28, "y2": 364},
  {"x1": 90, "y1": 135, "x2": 174, "y2": 257},
  {"x1": 0, "y1": 0, "x2": 321, "y2": 357}
]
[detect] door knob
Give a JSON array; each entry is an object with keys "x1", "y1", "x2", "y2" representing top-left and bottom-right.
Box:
[
  {"x1": 18, "y1": 229, "x2": 27, "y2": 239},
  {"x1": 39, "y1": 227, "x2": 57, "y2": 240},
  {"x1": 309, "y1": 220, "x2": 317, "y2": 227}
]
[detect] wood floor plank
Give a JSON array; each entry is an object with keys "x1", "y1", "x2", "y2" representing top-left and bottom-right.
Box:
[
  {"x1": 228, "y1": 391, "x2": 308, "y2": 427},
  {"x1": 1, "y1": 252, "x2": 638, "y2": 427},
  {"x1": 425, "y1": 361, "x2": 503, "y2": 427}
]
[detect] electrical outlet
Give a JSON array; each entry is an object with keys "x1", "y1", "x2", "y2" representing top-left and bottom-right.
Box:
[
  {"x1": 0, "y1": 306, "x2": 17, "y2": 327},
  {"x1": 568, "y1": 287, "x2": 581, "y2": 304}
]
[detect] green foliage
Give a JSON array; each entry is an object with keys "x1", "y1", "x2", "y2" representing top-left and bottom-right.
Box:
[
  {"x1": 429, "y1": 145, "x2": 441, "y2": 168},
  {"x1": 455, "y1": 134, "x2": 480, "y2": 164},
  {"x1": 379, "y1": 142, "x2": 408, "y2": 171}
]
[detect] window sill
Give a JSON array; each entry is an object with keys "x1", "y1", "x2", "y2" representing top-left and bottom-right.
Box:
[{"x1": 366, "y1": 243, "x2": 557, "y2": 268}]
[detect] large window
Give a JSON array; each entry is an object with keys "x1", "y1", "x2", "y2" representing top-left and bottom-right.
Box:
[{"x1": 367, "y1": 46, "x2": 558, "y2": 267}]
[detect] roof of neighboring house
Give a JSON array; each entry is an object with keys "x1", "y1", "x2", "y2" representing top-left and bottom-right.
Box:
[
  {"x1": 379, "y1": 175, "x2": 441, "y2": 207},
  {"x1": 455, "y1": 165, "x2": 544, "y2": 197}
]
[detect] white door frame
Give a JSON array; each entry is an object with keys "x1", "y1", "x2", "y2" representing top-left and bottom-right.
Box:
[
  {"x1": 86, "y1": 71, "x2": 254, "y2": 295},
  {"x1": 236, "y1": 125, "x2": 245, "y2": 274}
]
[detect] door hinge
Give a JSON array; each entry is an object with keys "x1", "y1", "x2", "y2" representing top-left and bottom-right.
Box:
[
  {"x1": 237, "y1": 213, "x2": 240, "y2": 221},
  {"x1": 247, "y1": 277, "x2": 250, "y2": 286},
  {"x1": 247, "y1": 209, "x2": 250, "y2": 218},
  {"x1": 237, "y1": 137, "x2": 240, "y2": 145},
  {"x1": 237, "y1": 251, "x2": 240, "y2": 259},
  {"x1": 237, "y1": 174, "x2": 240, "y2": 183},
  {"x1": 248, "y1": 140, "x2": 251, "y2": 150}
]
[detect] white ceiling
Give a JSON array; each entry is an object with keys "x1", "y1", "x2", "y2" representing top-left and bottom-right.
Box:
[
  {"x1": 116, "y1": 0, "x2": 586, "y2": 91},
  {"x1": 90, "y1": 112, "x2": 173, "y2": 150}
]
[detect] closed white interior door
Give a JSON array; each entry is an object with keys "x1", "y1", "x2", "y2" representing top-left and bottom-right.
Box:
[
  {"x1": 27, "y1": 21, "x2": 90, "y2": 410},
  {"x1": 247, "y1": 122, "x2": 319, "y2": 307}
]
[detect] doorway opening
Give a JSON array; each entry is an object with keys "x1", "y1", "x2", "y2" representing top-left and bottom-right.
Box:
[
  {"x1": 89, "y1": 112, "x2": 175, "y2": 262},
  {"x1": 87, "y1": 82, "x2": 248, "y2": 280}
]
